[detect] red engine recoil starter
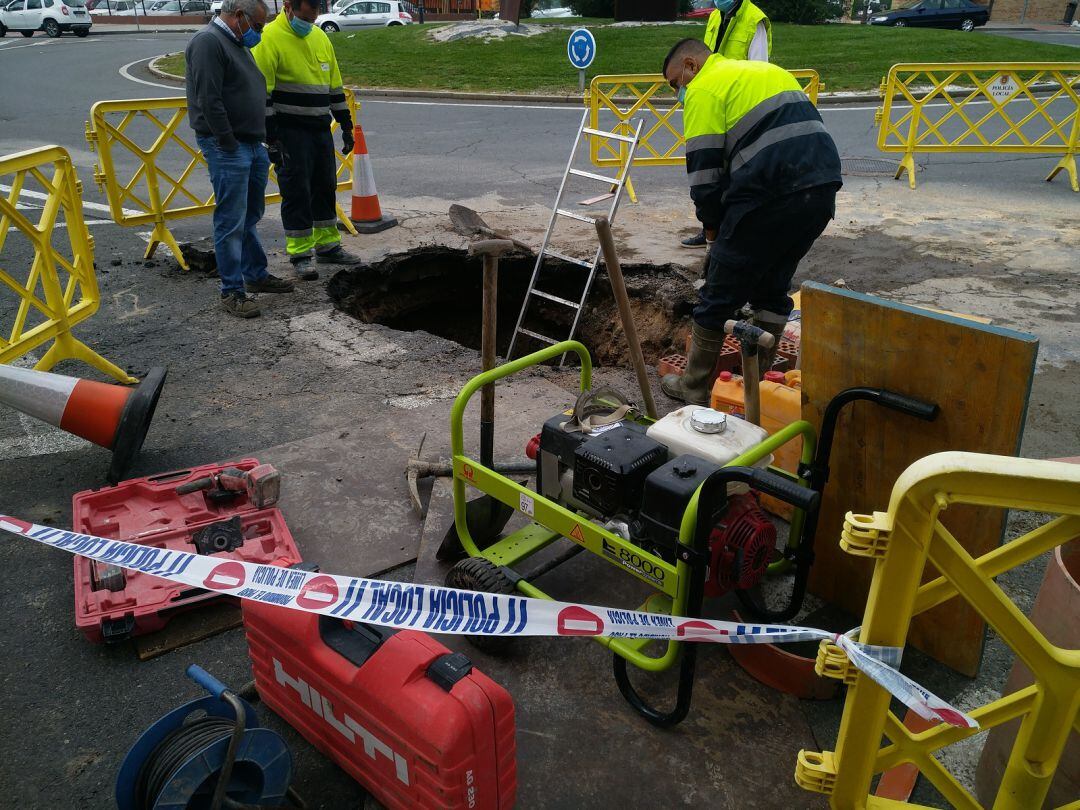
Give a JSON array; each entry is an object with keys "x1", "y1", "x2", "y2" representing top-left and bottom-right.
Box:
[{"x1": 705, "y1": 492, "x2": 776, "y2": 598}]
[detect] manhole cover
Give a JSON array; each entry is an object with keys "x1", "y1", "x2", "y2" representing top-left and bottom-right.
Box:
[{"x1": 840, "y1": 157, "x2": 907, "y2": 176}]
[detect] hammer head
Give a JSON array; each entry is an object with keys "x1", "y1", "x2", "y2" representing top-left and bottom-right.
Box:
[{"x1": 468, "y1": 238, "x2": 515, "y2": 259}]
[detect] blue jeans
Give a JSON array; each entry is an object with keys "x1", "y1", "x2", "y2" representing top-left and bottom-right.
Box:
[{"x1": 198, "y1": 137, "x2": 270, "y2": 295}]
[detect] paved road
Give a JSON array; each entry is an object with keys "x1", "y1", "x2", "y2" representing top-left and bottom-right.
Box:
[
  {"x1": 1, "y1": 29, "x2": 1076, "y2": 228},
  {"x1": 979, "y1": 26, "x2": 1080, "y2": 47}
]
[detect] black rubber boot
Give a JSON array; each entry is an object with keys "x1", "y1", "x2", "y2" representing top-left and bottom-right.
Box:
[
  {"x1": 661, "y1": 323, "x2": 725, "y2": 405},
  {"x1": 752, "y1": 310, "x2": 788, "y2": 378}
]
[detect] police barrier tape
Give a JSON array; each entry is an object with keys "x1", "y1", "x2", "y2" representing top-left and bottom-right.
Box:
[
  {"x1": 0, "y1": 145, "x2": 136, "y2": 383},
  {"x1": 584, "y1": 70, "x2": 822, "y2": 203},
  {"x1": 85, "y1": 91, "x2": 359, "y2": 271},
  {"x1": 0, "y1": 514, "x2": 975, "y2": 730},
  {"x1": 875, "y1": 62, "x2": 1080, "y2": 192}
]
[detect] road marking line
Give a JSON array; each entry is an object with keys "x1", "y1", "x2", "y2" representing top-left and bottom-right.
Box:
[
  {"x1": 0, "y1": 183, "x2": 141, "y2": 218},
  {"x1": 0, "y1": 38, "x2": 60, "y2": 54},
  {"x1": 118, "y1": 55, "x2": 182, "y2": 89}
]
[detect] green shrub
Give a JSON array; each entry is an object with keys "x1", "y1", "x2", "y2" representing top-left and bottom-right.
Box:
[
  {"x1": 757, "y1": 0, "x2": 841, "y2": 23},
  {"x1": 568, "y1": 0, "x2": 614, "y2": 14}
]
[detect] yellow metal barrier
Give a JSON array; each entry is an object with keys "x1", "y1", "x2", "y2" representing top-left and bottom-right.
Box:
[
  {"x1": 794, "y1": 452, "x2": 1080, "y2": 810},
  {"x1": 85, "y1": 90, "x2": 359, "y2": 270},
  {"x1": 876, "y1": 62, "x2": 1080, "y2": 192},
  {"x1": 0, "y1": 145, "x2": 135, "y2": 383},
  {"x1": 584, "y1": 69, "x2": 823, "y2": 201}
]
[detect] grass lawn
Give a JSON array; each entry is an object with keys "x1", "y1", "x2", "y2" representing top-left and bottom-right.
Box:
[{"x1": 155, "y1": 22, "x2": 1079, "y2": 94}]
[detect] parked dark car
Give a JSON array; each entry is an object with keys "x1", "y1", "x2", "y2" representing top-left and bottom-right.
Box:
[{"x1": 869, "y1": 0, "x2": 989, "y2": 30}]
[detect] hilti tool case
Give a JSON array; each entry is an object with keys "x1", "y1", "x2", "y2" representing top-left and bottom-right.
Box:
[
  {"x1": 243, "y1": 597, "x2": 517, "y2": 809},
  {"x1": 71, "y1": 459, "x2": 301, "y2": 643}
]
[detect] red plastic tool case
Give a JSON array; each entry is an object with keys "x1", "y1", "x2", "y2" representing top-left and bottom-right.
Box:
[
  {"x1": 243, "y1": 598, "x2": 517, "y2": 809},
  {"x1": 71, "y1": 459, "x2": 302, "y2": 643}
]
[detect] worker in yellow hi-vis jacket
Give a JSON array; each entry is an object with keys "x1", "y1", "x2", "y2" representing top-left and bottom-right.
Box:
[
  {"x1": 253, "y1": 0, "x2": 363, "y2": 280},
  {"x1": 660, "y1": 38, "x2": 842, "y2": 406},
  {"x1": 681, "y1": 0, "x2": 772, "y2": 249}
]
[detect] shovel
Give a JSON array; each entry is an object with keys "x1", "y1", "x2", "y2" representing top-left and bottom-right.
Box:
[
  {"x1": 448, "y1": 204, "x2": 534, "y2": 253},
  {"x1": 437, "y1": 239, "x2": 519, "y2": 561}
]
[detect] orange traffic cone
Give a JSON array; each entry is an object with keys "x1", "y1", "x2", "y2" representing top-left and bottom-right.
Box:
[
  {"x1": 0, "y1": 365, "x2": 166, "y2": 484},
  {"x1": 349, "y1": 123, "x2": 398, "y2": 234}
]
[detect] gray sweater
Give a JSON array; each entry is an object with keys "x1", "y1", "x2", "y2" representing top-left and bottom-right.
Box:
[{"x1": 185, "y1": 21, "x2": 267, "y2": 151}]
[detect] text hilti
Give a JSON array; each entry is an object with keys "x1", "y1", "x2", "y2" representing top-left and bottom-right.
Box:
[{"x1": 274, "y1": 658, "x2": 410, "y2": 785}]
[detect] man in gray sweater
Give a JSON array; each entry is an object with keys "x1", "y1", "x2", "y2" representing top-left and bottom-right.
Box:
[{"x1": 186, "y1": 0, "x2": 293, "y2": 318}]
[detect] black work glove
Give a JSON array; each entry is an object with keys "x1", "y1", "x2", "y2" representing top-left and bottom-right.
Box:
[
  {"x1": 267, "y1": 141, "x2": 288, "y2": 170},
  {"x1": 340, "y1": 127, "x2": 355, "y2": 156}
]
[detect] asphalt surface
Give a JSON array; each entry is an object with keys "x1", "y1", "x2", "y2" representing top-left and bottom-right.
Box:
[
  {"x1": 0, "y1": 29, "x2": 1077, "y2": 810},
  {"x1": 979, "y1": 26, "x2": 1080, "y2": 47},
  {"x1": 2, "y1": 29, "x2": 1078, "y2": 212}
]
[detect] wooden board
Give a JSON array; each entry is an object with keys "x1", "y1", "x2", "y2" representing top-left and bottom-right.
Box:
[
  {"x1": 800, "y1": 282, "x2": 1038, "y2": 676},
  {"x1": 134, "y1": 602, "x2": 242, "y2": 661}
]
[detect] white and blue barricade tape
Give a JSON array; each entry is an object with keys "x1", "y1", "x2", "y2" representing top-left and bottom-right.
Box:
[{"x1": 0, "y1": 515, "x2": 977, "y2": 729}]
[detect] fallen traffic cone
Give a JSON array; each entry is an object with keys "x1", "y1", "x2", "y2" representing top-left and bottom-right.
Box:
[
  {"x1": 0, "y1": 365, "x2": 166, "y2": 484},
  {"x1": 349, "y1": 123, "x2": 398, "y2": 234}
]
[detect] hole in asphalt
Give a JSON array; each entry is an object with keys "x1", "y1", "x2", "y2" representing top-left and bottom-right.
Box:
[{"x1": 327, "y1": 246, "x2": 696, "y2": 365}]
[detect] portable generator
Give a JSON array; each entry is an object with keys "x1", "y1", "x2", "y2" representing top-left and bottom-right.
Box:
[
  {"x1": 531, "y1": 394, "x2": 778, "y2": 600},
  {"x1": 443, "y1": 339, "x2": 937, "y2": 726}
]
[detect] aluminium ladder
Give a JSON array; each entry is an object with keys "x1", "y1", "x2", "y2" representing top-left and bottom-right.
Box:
[{"x1": 506, "y1": 110, "x2": 644, "y2": 364}]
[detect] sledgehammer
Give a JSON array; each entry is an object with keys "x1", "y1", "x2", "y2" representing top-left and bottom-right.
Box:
[
  {"x1": 436, "y1": 239, "x2": 518, "y2": 559},
  {"x1": 724, "y1": 319, "x2": 775, "y2": 426}
]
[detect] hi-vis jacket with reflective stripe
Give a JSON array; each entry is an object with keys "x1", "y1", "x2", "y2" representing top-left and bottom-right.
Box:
[
  {"x1": 705, "y1": 0, "x2": 771, "y2": 59},
  {"x1": 253, "y1": 13, "x2": 351, "y2": 132},
  {"x1": 684, "y1": 54, "x2": 842, "y2": 237}
]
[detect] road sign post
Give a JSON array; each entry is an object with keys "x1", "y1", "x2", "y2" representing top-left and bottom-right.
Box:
[{"x1": 567, "y1": 28, "x2": 597, "y2": 94}]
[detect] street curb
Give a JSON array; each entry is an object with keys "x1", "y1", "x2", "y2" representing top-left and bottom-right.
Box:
[
  {"x1": 143, "y1": 59, "x2": 1063, "y2": 107},
  {"x1": 148, "y1": 54, "x2": 184, "y2": 83}
]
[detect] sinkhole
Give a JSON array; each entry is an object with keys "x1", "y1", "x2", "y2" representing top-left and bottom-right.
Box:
[{"x1": 327, "y1": 246, "x2": 697, "y2": 366}]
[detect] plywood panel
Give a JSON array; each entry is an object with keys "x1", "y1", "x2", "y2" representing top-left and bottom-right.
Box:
[{"x1": 800, "y1": 282, "x2": 1038, "y2": 675}]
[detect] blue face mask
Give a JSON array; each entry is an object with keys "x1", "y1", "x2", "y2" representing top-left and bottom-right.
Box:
[
  {"x1": 289, "y1": 14, "x2": 313, "y2": 37},
  {"x1": 239, "y1": 16, "x2": 261, "y2": 48},
  {"x1": 677, "y1": 86, "x2": 687, "y2": 104},
  {"x1": 714, "y1": 0, "x2": 735, "y2": 10}
]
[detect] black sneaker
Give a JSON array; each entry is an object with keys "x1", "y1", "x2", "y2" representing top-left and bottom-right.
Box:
[
  {"x1": 290, "y1": 257, "x2": 319, "y2": 281},
  {"x1": 681, "y1": 229, "x2": 707, "y2": 248},
  {"x1": 245, "y1": 273, "x2": 295, "y2": 293},
  {"x1": 315, "y1": 245, "x2": 364, "y2": 266},
  {"x1": 220, "y1": 291, "x2": 260, "y2": 318}
]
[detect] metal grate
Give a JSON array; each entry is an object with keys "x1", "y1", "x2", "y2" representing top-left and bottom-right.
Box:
[{"x1": 841, "y1": 157, "x2": 910, "y2": 177}]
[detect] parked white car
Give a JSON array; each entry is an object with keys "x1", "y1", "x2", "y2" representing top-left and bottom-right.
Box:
[
  {"x1": 316, "y1": 0, "x2": 412, "y2": 33},
  {"x1": 87, "y1": 0, "x2": 135, "y2": 11},
  {"x1": 0, "y1": 0, "x2": 91, "y2": 36},
  {"x1": 145, "y1": 0, "x2": 209, "y2": 13},
  {"x1": 209, "y1": 0, "x2": 220, "y2": 12}
]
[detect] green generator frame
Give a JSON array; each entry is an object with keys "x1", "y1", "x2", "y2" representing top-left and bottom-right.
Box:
[{"x1": 446, "y1": 340, "x2": 936, "y2": 725}]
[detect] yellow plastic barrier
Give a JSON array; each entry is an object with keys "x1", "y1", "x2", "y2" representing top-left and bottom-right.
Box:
[
  {"x1": 0, "y1": 146, "x2": 135, "y2": 383},
  {"x1": 85, "y1": 90, "x2": 359, "y2": 270},
  {"x1": 876, "y1": 62, "x2": 1080, "y2": 192},
  {"x1": 794, "y1": 452, "x2": 1080, "y2": 810},
  {"x1": 584, "y1": 70, "x2": 821, "y2": 182}
]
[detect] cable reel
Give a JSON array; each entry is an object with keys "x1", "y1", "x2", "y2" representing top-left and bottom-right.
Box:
[{"x1": 116, "y1": 665, "x2": 295, "y2": 810}]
